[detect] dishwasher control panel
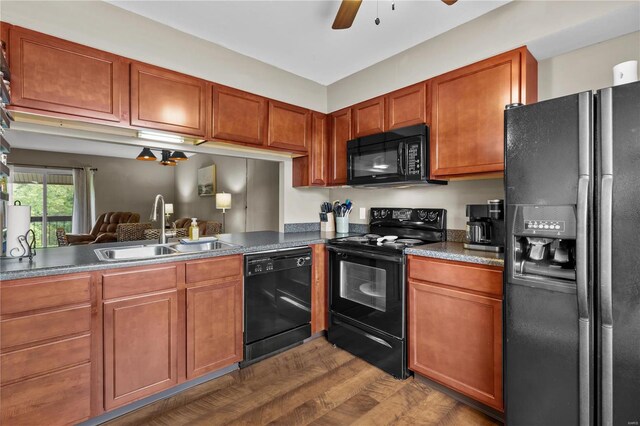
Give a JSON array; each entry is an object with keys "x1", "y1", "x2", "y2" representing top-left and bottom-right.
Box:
[{"x1": 245, "y1": 249, "x2": 312, "y2": 276}]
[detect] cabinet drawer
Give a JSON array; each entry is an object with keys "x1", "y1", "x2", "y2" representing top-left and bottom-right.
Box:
[
  {"x1": 1, "y1": 305, "x2": 91, "y2": 350},
  {"x1": 1, "y1": 334, "x2": 90, "y2": 385},
  {"x1": 408, "y1": 256, "x2": 503, "y2": 298},
  {"x1": 0, "y1": 363, "x2": 91, "y2": 426},
  {"x1": 185, "y1": 255, "x2": 242, "y2": 285},
  {"x1": 1, "y1": 274, "x2": 91, "y2": 315},
  {"x1": 102, "y1": 264, "x2": 178, "y2": 299}
]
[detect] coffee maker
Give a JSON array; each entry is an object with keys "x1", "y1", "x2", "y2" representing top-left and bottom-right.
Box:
[{"x1": 464, "y1": 199, "x2": 505, "y2": 252}]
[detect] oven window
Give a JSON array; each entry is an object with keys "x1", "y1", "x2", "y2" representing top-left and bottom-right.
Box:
[
  {"x1": 339, "y1": 261, "x2": 387, "y2": 312},
  {"x1": 352, "y1": 147, "x2": 398, "y2": 178}
]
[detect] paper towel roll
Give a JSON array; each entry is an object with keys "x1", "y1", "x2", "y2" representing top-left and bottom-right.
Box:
[
  {"x1": 613, "y1": 60, "x2": 638, "y2": 86},
  {"x1": 7, "y1": 205, "x2": 31, "y2": 257}
]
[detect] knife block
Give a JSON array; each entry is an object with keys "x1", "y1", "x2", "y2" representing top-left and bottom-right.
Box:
[{"x1": 321, "y1": 212, "x2": 335, "y2": 233}]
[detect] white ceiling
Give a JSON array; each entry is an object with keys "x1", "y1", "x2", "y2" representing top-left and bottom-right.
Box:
[{"x1": 107, "y1": 0, "x2": 510, "y2": 85}]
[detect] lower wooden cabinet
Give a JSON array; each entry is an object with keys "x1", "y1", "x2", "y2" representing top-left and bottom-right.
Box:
[
  {"x1": 407, "y1": 256, "x2": 504, "y2": 411},
  {"x1": 310, "y1": 244, "x2": 328, "y2": 333},
  {"x1": 103, "y1": 290, "x2": 179, "y2": 410},
  {"x1": 186, "y1": 280, "x2": 243, "y2": 379}
]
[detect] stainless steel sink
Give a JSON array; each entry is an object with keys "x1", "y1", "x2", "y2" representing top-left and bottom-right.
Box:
[
  {"x1": 94, "y1": 240, "x2": 238, "y2": 261},
  {"x1": 172, "y1": 241, "x2": 232, "y2": 253}
]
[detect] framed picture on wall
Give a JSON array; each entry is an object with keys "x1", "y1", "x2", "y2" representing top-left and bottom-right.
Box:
[{"x1": 197, "y1": 165, "x2": 216, "y2": 197}]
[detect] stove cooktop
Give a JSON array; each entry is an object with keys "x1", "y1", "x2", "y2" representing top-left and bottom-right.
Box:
[{"x1": 330, "y1": 234, "x2": 432, "y2": 253}]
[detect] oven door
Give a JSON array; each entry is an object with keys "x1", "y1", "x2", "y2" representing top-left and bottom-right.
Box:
[
  {"x1": 348, "y1": 139, "x2": 405, "y2": 185},
  {"x1": 328, "y1": 247, "x2": 405, "y2": 338}
]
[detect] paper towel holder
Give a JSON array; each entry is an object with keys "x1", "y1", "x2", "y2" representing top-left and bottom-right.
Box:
[{"x1": 10, "y1": 229, "x2": 37, "y2": 262}]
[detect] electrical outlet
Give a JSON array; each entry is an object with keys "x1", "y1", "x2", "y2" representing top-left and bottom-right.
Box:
[{"x1": 359, "y1": 207, "x2": 366, "y2": 220}]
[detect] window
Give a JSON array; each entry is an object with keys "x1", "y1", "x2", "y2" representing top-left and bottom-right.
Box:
[{"x1": 12, "y1": 167, "x2": 74, "y2": 247}]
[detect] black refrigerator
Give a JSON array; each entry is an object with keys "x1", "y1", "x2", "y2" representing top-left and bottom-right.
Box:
[{"x1": 504, "y1": 80, "x2": 640, "y2": 426}]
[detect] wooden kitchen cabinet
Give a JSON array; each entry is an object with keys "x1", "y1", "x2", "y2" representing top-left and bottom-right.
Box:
[
  {"x1": 292, "y1": 112, "x2": 329, "y2": 187},
  {"x1": 186, "y1": 280, "x2": 242, "y2": 379},
  {"x1": 329, "y1": 107, "x2": 352, "y2": 185},
  {"x1": 310, "y1": 244, "x2": 328, "y2": 333},
  {"x1": 8, "y1": 26, "x2": 127, "y2": 123},
  {"x1": 430, "y1": 46, "x2": 537, "y2": 179},
  {"x1": 352, "y1": 96, "x2": 385, "y2": 138},
  {"x1": 211, "y1": 84, "x2": 267, "y2": 146},
  {"x1": 386, "y1": 82, "x2": 428, "y2": 130},
  {"x1": 103, "y1": 290, "x2": 179, "y2": 410},
  {"x1": 130, "y1": 62, "x2": 207, "y2": 137},
  {"x1": 268, "y1": 100, "x2": 311, "y2": 153},
  {"x1": 407, "y1": 256, "x2": 504, "y2": 411},
  {"x1": 0, "y1": 273, "x2": 94, "y2": 425},
  {"x1": 185, "y1": 255, "x2": 243, "y2": 379}
]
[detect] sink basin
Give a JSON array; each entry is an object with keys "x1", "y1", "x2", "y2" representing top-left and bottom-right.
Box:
[
  {"x1": 94, "y1": 245, "x2": 178, "y2": 261},
  {"x1": 172, "y1": 241, "x2": 233, "y2": 253},
  {"x1": 94, "y1": 240, "x2": 238, "y2": 261}
]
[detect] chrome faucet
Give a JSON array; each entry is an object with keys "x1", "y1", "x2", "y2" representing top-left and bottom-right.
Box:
[{"x1": 151, "y1": 194, "x2": 169, "y2": 244}]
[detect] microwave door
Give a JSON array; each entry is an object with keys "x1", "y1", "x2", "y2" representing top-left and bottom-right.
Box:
[{"x1": 348, "y1": 140, "x2": 405, "y2": 185}]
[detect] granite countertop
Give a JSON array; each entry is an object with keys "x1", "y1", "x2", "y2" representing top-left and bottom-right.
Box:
[
  {"x1": 0, "y1": 231, "x2": 350, "y2": 280},
  {"x1": 405, "y1": 241, "x2": 504, "y2": 267}
]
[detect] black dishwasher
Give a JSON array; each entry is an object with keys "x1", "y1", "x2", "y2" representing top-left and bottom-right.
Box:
[{"x1": 242, "y1": 248, "x2": 312, "y2": 366}]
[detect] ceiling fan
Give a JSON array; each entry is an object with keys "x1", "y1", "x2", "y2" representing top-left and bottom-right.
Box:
[{"x1": 332, "y1": 0, "x2": 458, "y2": 30}]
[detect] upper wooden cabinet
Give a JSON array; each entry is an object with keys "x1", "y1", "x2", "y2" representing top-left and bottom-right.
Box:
[
  {"x1": 267, "y1": 100, "x2": 311, "y2": 153},
  {"x1": 430, "y1": 47, "x2": 537, "y2": 179},
  {"x1": 211, "y1": 84, "x2": 267, "y2": 146},
  {"x1": 386, "y1": 82, "x2": 428, "y2": 130},
  {"x1": 329, "y1": 107, "x2": 352, "y2": 185},
  {"x1": 130, "y1": 62, "x2": 207, "y2": 137},
  {"x1": 310, "y1": 112, "x2": 329, "y2": 186},
  {"x1": 9, "y1": 26, "x2": 126, "y2": 122},
  {"x1": 352, "y1": 96, "x2": 385, "y2": 138}
]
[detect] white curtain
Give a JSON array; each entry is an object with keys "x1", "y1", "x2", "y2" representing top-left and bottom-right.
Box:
[{"x1": 72, "y1": 167, "x2": 96, "y2": 234}]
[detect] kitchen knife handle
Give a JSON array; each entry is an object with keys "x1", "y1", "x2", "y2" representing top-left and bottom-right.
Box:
[{"x1": 599, "y1": 87, "x2": 614, "y2": 426}]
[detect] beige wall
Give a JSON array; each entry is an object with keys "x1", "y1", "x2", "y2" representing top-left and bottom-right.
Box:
[
  {"x1": 9, "y1": 149, "x2": 175, "y2": 220},
  {"x1": 538, "y1": 31, "x2": 640, "y2": 100},
  {"x1": 174, "y1": 153, "x2": 279, "y2": 233},
  {"x1": 1, "y1": 0, "x2": 326, "y2": 112},
  {"x1": 326, "y1": 1, "x2": 637, "y2": 111}
]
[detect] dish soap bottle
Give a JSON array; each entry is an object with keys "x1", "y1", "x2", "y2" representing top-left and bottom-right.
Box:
[{"x1": 189, "y1": 218, "x2": 199, "y2": 241}]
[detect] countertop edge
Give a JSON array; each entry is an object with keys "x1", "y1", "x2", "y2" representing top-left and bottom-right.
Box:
[{"x1": 405, "y1": 245, "x2": 504, "y2": 267}]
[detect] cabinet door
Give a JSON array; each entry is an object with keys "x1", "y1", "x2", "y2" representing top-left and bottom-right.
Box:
[
  {"x1": 9, "y1": 27, "x2": 125, "y2": 122},
  {"x1": 130, "y1": 63, "x2": 207, "y2": 137},
  {"x1": 430, "y1": 48, "x2": 527, "y2": 178},
  {"x1": 267, "y1": 100, "x2": 311, "y2": 152},
  {"x1": 352, "y1": 96, "x2": 385, "y2": 137},
  {"x1": 311, "y1": 244, "x2": 328, "y2": 333},
  {"x1": 103, "y1": 291, "x2": 178, "y2": 410},
  {"x1": 408, "y1": 280, "x2": 503, "y2": 411},
  {"x1": 310, "y1": 112, "x2": 329, "y2": 186},
  {"x1": 186, "y1": 280, "x2": 242, "y2": 379},
  {"x1": 212, "y1": 85, "x2": 267, "y2": 146},
  {"x1": 386, "y1": 83, "x2": 426, "y2": 130},
  {"x1": 329, "y1": 108, "x2": 352, "y2": 185}
]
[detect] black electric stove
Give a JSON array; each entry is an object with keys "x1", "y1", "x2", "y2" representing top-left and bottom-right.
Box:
[{"x1": 327, "y1": 207, "x2": 446, "y2": 379}]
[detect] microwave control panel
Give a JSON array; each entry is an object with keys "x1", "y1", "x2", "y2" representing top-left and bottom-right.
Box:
[{"x1": 406, "y1": 143, "x2": 421, "y2": 176}]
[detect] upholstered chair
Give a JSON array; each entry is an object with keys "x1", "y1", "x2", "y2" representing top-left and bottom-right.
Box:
[{"x1": 58, "y1": 212, "x2": 141, "y2": 246}]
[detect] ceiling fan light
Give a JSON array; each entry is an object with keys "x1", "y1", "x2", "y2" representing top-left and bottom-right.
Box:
[
  {"x1": 169, "y1": 151, "x2": 188, "y2": 161},
  {"x1": 136, "y1": 147, "x2": 157, "y2": 161}
]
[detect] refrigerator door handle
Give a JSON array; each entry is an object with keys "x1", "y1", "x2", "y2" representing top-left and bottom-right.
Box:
[
  {"x1": 576, "y1": 91, "x2": 592, "y2": 426},
  {"x1": 600, "y1": 87, "x2": 614, "y2": 426}
]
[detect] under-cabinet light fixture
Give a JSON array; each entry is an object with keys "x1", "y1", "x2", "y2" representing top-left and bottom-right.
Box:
[{"x1": 137, "y1": 130, "x2": 185, "y2": 144}]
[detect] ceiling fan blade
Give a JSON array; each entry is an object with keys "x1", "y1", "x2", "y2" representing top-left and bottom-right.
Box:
[
  {"x1": 442, "y1": 0, "x2": 458, "y2": 4},
  {"x1": 332, "y1": 0, "x2": 363, "y2": 30}
]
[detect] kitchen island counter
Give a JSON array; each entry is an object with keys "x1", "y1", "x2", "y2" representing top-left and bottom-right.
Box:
[{"x1": 0, "y1": 231, "x2": 348, "y2": 280}]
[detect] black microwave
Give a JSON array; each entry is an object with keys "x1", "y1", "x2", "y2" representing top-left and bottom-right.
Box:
[{"x1": 347, "y1": 124, "x2": 447, "y2": 186}]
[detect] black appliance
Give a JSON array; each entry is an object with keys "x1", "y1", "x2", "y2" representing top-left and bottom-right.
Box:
[
  {"x1": 347, "y1": 124, "x2": 447, "y2": 187},
  {"x1": 464, "y1": 199, "x2": 505, "y2": 253},
  {"x1": 242, "y1": 248, "x2": 312, "y2": 366},
  {"x1": 327, "y1": 207, "x2": 446, "y2": 379},
  {"x1": 504, "y1": 81, "x2": 640, "y2": 425}
]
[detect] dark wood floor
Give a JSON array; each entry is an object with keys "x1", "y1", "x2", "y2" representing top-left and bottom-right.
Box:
[{"x1": 108, "y1": 338, "x2": 499, "y2": 425}]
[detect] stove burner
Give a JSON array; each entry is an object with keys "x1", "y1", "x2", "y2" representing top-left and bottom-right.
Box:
[{"x1": 395, "y1": 239, "x2": 423, "y2": 246}]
